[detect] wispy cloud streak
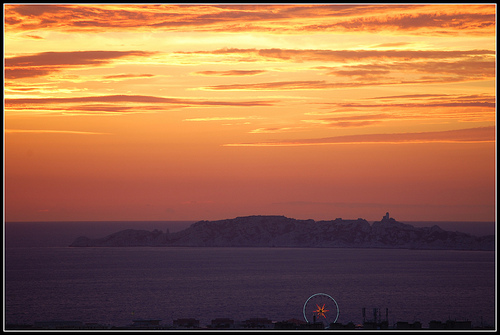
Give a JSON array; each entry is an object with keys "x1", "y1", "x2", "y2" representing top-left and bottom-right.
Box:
[
  {"x1": 5, "y1": 94, "x2": 275, "y2": 106},
  {"x1": 194, "y1": 70, "x2": 267, "y2": 76},
  {"x1": 180, "y1": 48, "x2": 494, "y2": 62},
  {"x1": 186, "y1": 48, "x2": 494, "y2": 90},
  {"x1": 183, "y1": 116, "x2": 261, "y2": 122},
  {"x1": 5, "y1": 50, "x2": 156, "y2": 79},
  {"x1": 224, "y1": 126, "x2": 495, "y2": 146},
  {"x1": 5, "y1": 4, "x2": 495, "y2": 35},
  {"x1": 5, "y1": 129, "x2": 110, "y2": 135},
  {"x1": 5, "y1": 94, "x2": 277, "y2": 116}
]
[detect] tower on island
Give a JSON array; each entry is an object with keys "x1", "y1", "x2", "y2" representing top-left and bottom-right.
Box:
[{"x1": 384, "y1": 212, "x2": 390, "y2": 220}]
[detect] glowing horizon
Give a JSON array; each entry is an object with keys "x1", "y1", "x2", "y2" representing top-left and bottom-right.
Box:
[{"x1": 4, "y1": 4, "x2": 496, "y2": 222}]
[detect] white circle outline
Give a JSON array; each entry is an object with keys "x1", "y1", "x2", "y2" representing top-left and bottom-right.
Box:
[{"x1": 303, "y1": 293, "x2": 339, "y2": 324}]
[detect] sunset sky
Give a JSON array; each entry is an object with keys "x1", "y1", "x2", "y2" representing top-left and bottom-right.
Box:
[{"x1": 4, "y1": 4, "x2": 496, "y2": 222}]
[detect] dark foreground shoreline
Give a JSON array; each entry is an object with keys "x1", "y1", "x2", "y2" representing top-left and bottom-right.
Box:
[{"x1": 6, "y1": 318, "x2": 494, "y2": 331}]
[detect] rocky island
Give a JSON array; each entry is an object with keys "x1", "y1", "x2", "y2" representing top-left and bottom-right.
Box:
[{"x1": 69, "y1": 213, "x2": 494, "y2": 251}]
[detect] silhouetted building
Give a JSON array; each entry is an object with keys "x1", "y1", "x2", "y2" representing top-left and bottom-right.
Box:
[
  {"x1": 131, "y1": 319, "x2": 162, "y2": 329},
  {"x1": 274, "y1": 318, "x2": 306, "y2": 330},
  {"x1": 33, "y1": 321, "x2": 84, "y2": 329},
  {"x1": 447, "y1": 320, "x2": 472, "y2": 329},
  {"x1": 6, "y1": 323, "x2": 34, "y2": 330},
  {"x1": 396, "y1": 321, "x2": 422, "y2": 329},
  {"x1": 429, "y1": 320, "x2": 472, "y2": 329},
  {"x1": 274, "y1": 318, "x2": 306, "y2": 329},
  {"x1": 173, "y1": 318, "x2": 200, "y2": 329},
  {"x1": 362, "y1": 307, "x2": 389, "y2": 329},
  {"x1": 83, "y1": 322, "x2": 110, "y2": 330},
  {"x1": 429, "y1": 320, "x2": 445, "y2": 329},
  {"x1": 241, "y1": 317, "x2": 273, "y2": 329},
  {"x1": 274, "y1": 321, "x2": 297, "y2": 330},
  {"x1": 209, "y1": 318, "x2": 234, "y2": 329},
  {"x1": 300, "y1": 322, "x2": 324, "y2": 330},
  {"x1": 363, "y1": 320, "x2": 388, "y2": 329},
  {"x1": 330, "y1": 321, "x2": 356, "y2": 329}
]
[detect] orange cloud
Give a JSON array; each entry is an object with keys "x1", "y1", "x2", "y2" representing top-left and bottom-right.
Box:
[
  {"x1": 224, "y1": 126, "x2": 495, "y2": 146},
  {"x1": 183, "y1": 48, "x2": 494, "y2": 63},
  {"x1": 312, "y1": 11, "x2": 496, "y2": 35},
  {"x1": 4, "y1": 4, "x2": 495, "y2": 35},
  {"x1": 302, "y1": 119, "x2": 383, "y2": 128},
  {"x1": 249, "y1": 127, "x2": 303, "y2": 134},
  {"x1": 5, "y1": 50, "x2": 156, "y2": 79},
  {"x1": 332, "y1": 94, "x2": 496, "y2": 109},
  {"x1": 301, "y1": 107, "x2": 493, "y2": 129},
  {"x1": 202, "y1": 80, "x2": 345, "y2": 91},
  {"x1": 5, "y1": 94, "x2": 277, "y2": 115},
  {"x1": 200, "y1": 76, "x2": 482, "y2": 91},
  {"x1": 24, "y1": 34, "x2": 44, "y2": 39},
  {"x1": 102, "y1": 73, "x2": 155, "y2": 80},
  {"x1": 308, "y1": 94, "x2": 496, "y2": 125},
  {"x1": 5, "y1": 94, "x2": 275, "y2": 106},
  {"x1": 187, "y1": 48, "x2": 494, "y2": 90},
  {"x1": 194, "y1": 70, "x2": 267, "y2": 76},
  {"x1": 183, "y1": 116, "x2": 260, "y2": 122},
  {"x1": 321, "y1": 59, "x2": 494, "y2": 80},
  {"x1": 370, "y1": 42, "x2": 412, "y2": 48},
  {"x1": 5, "y1": 129, "x2": 110, "y2": 135}
]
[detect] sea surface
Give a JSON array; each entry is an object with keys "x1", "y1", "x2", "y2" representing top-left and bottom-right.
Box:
[{"x1": 4, "y1": 221, "x2": 497, "y2": 328}]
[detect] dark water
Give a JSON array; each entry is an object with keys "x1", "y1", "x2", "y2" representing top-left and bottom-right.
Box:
[
  {"x1": 5, "y1": 246, "x2": 496, "y2": 328},
  {"x1": 4, "y1": 221, "x2": 496, "y2": 328}
]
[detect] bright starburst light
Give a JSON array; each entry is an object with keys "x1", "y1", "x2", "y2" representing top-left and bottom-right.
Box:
[{"x1": 313, "y1": 303, "x2": 329, "y2": 319}]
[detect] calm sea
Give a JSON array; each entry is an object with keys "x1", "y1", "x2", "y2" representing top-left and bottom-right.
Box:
[{"x1": 4, "y1": 221, "x2": 497, "y2": 328}]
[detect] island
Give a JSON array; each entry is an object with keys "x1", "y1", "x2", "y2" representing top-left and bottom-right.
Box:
[{"x1": 69, "y1": 213, "x2": 494, "y2": 251}]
